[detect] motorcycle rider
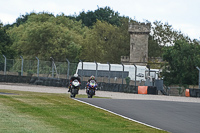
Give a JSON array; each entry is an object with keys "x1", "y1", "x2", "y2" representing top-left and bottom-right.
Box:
[
  {"x1": 86, "y1": 75, "x2": 97, "y2": 94},
  {"x1": 68, "y1": 74, "x2": 81, "y2": 92}
]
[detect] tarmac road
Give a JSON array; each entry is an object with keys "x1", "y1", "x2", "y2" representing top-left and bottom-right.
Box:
[{"x1": 77, "y1": 98, "x2": 200, "y2": 133}]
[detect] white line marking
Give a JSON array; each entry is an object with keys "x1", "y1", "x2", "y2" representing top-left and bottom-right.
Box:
[{"x1": 73, "y1": 98, "x2": 165, "y2": 131}]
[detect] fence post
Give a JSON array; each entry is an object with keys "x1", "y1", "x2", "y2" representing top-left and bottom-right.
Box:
[
  {"x1": 35, "y1": 57, "x2": 40, "y2": 77},
  {"x1": 196, "y1": 66, "x2": 200, "y2": 89},
  {"x1": 79, "y1": 60, "x2": 83, "y2": 82},
  {"x1": 94, "y1": 61, "x2": 98, "y2": 80},
  {"x1": 107, "y1": 62, "x2": 111, "y2": 83},
  {"x1": 20, "y1": 56, "x2": 23, "y2": 76},
  {"x1": 133, "y1": 64, "x2": 137, "y2": 88},
  {"x1": 3, "y1": 55, "x2": 6, "y2": 75},
  {"x1": 121, "y1": 63, "x2": 124, "y2": 86},
  {"x1": 50, "y1": 57, "x2": 54, "y2": 78},
  {"x1": 147, "y1": 65, "x2": 150, "y2": 76},
  {"x1": 66, "y1": 58, "x2": 70, "y2": 80}
]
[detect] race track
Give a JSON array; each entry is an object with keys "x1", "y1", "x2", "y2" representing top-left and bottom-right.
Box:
[{"x1": 77, "y1": 98, "x2": 200, "y2": 133}]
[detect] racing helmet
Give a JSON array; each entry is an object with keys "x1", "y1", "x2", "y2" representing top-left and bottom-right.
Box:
[
  {"x1": 74, "y1": 74, "x2": 78, "y2": 77},
  {"x1": 90, "y1": 75, "x2": 95, "y2": 80}
]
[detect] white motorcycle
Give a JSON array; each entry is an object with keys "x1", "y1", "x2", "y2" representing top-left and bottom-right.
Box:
[{"x1": 70, "y1": 79, "x2": 80, "y2": 98}]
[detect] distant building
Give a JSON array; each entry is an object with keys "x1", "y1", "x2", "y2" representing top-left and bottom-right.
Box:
[{"x1": 121, "y1": 22, "x2": 151, "y2": 66}]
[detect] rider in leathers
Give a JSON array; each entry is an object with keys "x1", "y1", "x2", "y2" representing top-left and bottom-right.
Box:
[
  {"x1": 68, "y1": 74, "x2": 81, "y2": 92},
  {"x1": 86, "y1": 75, "x2": 97, "y2": 94}
]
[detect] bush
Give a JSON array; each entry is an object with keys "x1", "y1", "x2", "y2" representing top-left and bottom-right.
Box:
[
  {"x1": 27, "y1": 70, "x2": 34, "y2": 76},
  {"x1": 125, "y1": 77, "x2": 131, "y2": 86}
]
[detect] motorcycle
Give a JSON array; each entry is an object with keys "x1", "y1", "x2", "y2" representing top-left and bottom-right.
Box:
[
  {"x1": 87, "y1": 80, "x2": 97, "y2": 98},
  {"x1": 70, "y1": 79, "x2": 80, "y2": 98}
]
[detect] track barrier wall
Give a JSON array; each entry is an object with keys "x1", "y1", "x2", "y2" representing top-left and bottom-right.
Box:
[
  {"x1": 188, "y1": 89, "x2": 200, "y2": 97},
  {"x1": 0, "y1": 75, "x2": 137, "y2": 93},
  {"x1": 138, "y1": 86, "x2": 158, "y2": 95},
  {"x1": 138, "y1": 86, "x2": 148, "y2": 94},
  {"x1": 2, "y1": 74, "x2": 200, "y2": 97}
]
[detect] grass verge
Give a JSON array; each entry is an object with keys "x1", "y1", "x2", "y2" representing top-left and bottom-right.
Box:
[{"x1": 0, "y1": 89, "x2": 168, "y2": 133}]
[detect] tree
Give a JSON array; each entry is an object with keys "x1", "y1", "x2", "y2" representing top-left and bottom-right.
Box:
[
  {"x1": 80, "y1": 20, "x2": 129, "y2": 63},
  {"x1": 152, "y1": 21, "x2": 192, "y2": 46},
  {"x1": 75, "y1": 6, "x2": 122, "y2": 27},
  {"x1": 0, "y1": 22, "x2": 16, "y2": 71},
  {"x1": 148, "y1": 20, "x2": 194, "y2": 69},
  {"x1": 118, "y1": 16, "x2": 135, "y2": 57},
  {"x1": 148, "y1": 35, "x2": 163, "y2": 58},
  {"x1": 15, "y1": 12, "x2": 38, "y2": 27},
  {"x1": 0, "y1": 22, "x2": 15, "y2": 58},
  {"x1": 4, "y1": 12, "x2": 38, "y2": 29},
  {"x1": 162, "y1": 40, "x2": 200, "y2": 87},
  {"x1": 8, "y1": 13, "x2": 87, "y2": 62}
]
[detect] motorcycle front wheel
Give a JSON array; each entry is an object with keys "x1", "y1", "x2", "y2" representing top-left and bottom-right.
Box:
[
  {"x1": 88, "y1": 94, "x2": 93, "y2": 98},
  {"x1": 70, "y1": 93, "x2": 76, "y2": 98}
]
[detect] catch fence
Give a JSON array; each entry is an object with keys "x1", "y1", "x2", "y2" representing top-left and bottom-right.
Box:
[
  {"x1": 0, "y1": 57, "x2": 137, "y2": 85},
  {"x1": 0, "y1": 58, "x2": 76, "y2": 78}
]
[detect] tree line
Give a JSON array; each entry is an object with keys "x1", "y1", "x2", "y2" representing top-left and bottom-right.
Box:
[{"x1": 0, "y1": 6, "x2": 200, "y2": 87}]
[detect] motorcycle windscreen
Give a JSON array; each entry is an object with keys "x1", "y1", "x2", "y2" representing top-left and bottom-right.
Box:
[
  {"x1": 72, "y1": 80, "x2": 80, "y2": 87},
  {"x1": 90, "y1": 80, "x2": 96, "y2": 86}
]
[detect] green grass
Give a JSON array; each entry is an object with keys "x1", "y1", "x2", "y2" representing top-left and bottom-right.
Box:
[{"x1": 0, "y1": 89, "x2": 168, "y2": 133}]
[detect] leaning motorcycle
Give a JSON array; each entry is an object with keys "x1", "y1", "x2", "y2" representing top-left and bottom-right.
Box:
[
  {"x1": 87, "y1": 80, "x2": 97, "y2": 98},
  {"x1": 70, "y1": 79, "x2": 80, "y2": 98}
]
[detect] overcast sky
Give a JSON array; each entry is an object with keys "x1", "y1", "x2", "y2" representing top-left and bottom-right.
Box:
[{"x1": 1, "y1": 0, "x2": 200, "y2": 40}]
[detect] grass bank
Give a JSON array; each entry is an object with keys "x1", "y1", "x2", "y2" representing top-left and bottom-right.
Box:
[{"x1": 0, "y1": 89, "x2": 168, "y2": 133}]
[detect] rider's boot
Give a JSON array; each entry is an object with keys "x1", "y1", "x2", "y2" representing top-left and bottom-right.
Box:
[{"x1": 68, "y1": 86, "x2": 71, "y2": 92}]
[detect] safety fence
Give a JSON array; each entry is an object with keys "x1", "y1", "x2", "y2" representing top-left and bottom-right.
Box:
[
  {"x1": 0, "y1": 58, "x2": 77, "y2": 79},
  {"x1": 0, "y1": 57, "x2": 138, "y2": 85}
]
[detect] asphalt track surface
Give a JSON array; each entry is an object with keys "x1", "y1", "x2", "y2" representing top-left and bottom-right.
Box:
[{"x1": 77, "y1": 98, "x2": 200, "y2": 133}]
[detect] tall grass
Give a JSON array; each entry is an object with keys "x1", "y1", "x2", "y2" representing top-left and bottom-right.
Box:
[{"x1": 0, "y1": 89, "x2": 168, "y2": 133}]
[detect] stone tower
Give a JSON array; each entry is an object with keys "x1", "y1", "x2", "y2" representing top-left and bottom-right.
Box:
[
  {"x1": 121, "y1": 22, "x2": 151, "y2": 66},
  {"x1": 129, "y1": 22, "x2": 151, "y2": 65}
]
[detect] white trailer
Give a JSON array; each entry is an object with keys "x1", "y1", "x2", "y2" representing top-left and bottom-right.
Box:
[{"x1": 76, "y1": 62, "x2": 159, "y2": 81}]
